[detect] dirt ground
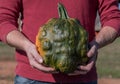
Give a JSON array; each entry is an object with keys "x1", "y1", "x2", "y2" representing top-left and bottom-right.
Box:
[{"x1": 0, "y1": 61, "x2": 120, "y2": 84}]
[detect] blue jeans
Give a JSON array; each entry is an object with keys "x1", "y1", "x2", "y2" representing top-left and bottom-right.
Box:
[{"x1": 14, "y1": 75, "x2": 97, "y2": 84}]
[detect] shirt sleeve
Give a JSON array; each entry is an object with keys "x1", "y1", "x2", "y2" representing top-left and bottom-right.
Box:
[
  {"x1": 98, "y1": 0, "x2": 120, "y2": 36},
  {"x1": 0, "y1": 0, "x2": 21, "y2": 42}
]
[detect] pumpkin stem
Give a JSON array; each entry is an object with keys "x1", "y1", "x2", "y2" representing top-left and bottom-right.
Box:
[{"x1": 58, "y1": 3, "x2": 69, "y2": 19}]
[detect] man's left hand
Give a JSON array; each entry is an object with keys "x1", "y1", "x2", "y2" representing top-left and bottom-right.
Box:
[{"x1": 68, "y1": 40, "x2": 99, "y2": 76}]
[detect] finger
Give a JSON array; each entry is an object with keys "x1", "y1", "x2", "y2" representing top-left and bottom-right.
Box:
[
  {"x1": 31, "y1": 49, "x2": 43, "y2": 63},
  {"x1": 27, "y1": 53, "x2": 55, "y2": 72},
  {"x1": 33, "y1": 62, "x2": 55, "y2": 73},
  {"x1": 80, "y1": 61, "x2": 94, "y2": 71},
  {"x1": 30, "y1": 58, "x2": 55, "y2": 72},
  {"x1": 87, "y1": 45, "x2": 96, "y2": 58},
  {"x1": 68, "y1": 62, "x2": 95, "y2": 76},
  {"x1": 68, "y1": 59, "x2": 95, "y2": 76}
]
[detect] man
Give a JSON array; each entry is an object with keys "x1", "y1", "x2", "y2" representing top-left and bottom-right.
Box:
[{"x1": 0, "y1": 0, "x2": 120, "y2": 84}]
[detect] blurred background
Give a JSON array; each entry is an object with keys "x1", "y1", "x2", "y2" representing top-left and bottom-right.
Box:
[{"x1": 0, "y1": 1, "x2": 120, "y2": 84}]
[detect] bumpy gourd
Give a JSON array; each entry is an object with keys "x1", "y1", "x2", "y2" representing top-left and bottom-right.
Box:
[{"x1": 36, "y1": 3, "x2": 88, "y2": 73}]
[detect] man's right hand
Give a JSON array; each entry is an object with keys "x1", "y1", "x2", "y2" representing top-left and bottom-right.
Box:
[
  {"x1": 6, "y1": 30, "x2": 56, "y2": 73},
  {"x1": 25, "y1": 43, "x2": 56, "y2": 73}
]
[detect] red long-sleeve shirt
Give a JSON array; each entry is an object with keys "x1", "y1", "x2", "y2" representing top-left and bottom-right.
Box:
[{"x1": 0, "y1": 0, "x2": 120, "y2": 83}]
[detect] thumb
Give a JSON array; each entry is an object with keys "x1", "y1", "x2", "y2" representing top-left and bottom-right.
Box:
[{"x1": 87, "y1": 45, "x2": 96, "y2": 58}]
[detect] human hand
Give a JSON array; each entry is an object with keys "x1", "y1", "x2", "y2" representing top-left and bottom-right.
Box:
[
  {"x1": 24, "y1": 42, "x2": 57, "y2": 73},
  {"x1": 68, "y1": 40, "x2": 99, "y2": 76}
]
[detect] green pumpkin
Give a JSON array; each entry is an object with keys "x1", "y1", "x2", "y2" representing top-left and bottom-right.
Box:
[{"x1": 36, "y1": 3, "x2": 88, "y2": 73}]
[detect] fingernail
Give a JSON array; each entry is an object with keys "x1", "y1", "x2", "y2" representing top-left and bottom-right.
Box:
[{"x1": 39, "y1": 59, "x2": 43, "y2": 63}]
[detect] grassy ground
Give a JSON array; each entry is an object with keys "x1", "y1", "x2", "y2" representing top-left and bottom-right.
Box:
[
  {"x1": 97, "y1": 38, "x2": 120, "y2": 78},
  {"x1": 0, "y1": 42, "x2": 15, "y2": 61}
]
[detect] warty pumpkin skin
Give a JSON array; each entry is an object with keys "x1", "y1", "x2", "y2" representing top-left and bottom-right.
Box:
[{"x1": 36, "y1": 3, "x2": 88, "y2": 73}]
